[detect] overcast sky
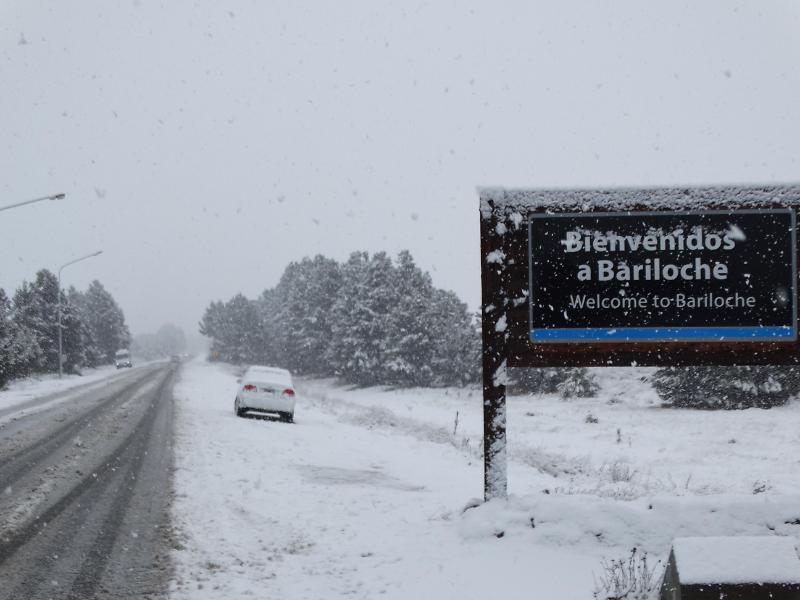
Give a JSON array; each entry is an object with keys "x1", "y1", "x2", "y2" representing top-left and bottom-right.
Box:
[{"x1": 2, "y1": 1, "x2": 800, "y2": 337}]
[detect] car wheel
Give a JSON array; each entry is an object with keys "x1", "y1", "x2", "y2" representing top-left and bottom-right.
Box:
[{"x1": 281, "y1": 412, "x2": 294, "y2": 424}]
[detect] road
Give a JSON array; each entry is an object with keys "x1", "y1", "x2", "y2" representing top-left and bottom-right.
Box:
[{"x1": 0, "y1": 362, "x2": 177, "y2": 600}]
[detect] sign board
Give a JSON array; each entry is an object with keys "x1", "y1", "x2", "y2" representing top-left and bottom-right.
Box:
[
  {"x1": 481, "y1": 185, "x2": 800, "y2": 369},
  {"x1": 528, "y1": 210, "x2": 797, "y2": 344},
  {"x1": 478, "y1": 184, "x2": 800, "y2": 500}
]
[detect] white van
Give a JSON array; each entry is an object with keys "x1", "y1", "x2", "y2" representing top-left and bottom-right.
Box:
[
  {"x1": 115, "y1": 349, "x2": 133, "y2": 369},
  {"x1": 234, "y1": 366, "x2": 296, "y2": 423}
]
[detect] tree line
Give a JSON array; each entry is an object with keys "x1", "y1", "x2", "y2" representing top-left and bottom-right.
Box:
[
  {"x1": 197, "y1": 249, "x2": 800, "y2": 407},
  {"x1": 0, "y1": 269, "x2": 130, "y2": 387},
  {"x1": 199, "y1": 251, "x2": 480, "y2": 387}
]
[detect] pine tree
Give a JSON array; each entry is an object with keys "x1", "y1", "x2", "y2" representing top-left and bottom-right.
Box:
[
  {"x1": 652, "y1": 366, "x2": 800, "y2": 409},
  {"x1": 325, "y1": 252, "x2": 369, "y2": 382},
  {"x1": 254, "y1": 288, "x2": 282, "y2": 366},
  {"x1": 0, "y1": 289, "x2": 12, "y2": 387},
  {"x1": 199, "y1": 295, "x2": 260, "y2": 364},
  {"x1": 326, "y1": 252, "x2": 397, "y2": 385},
  {"x1": 68, "y1": 287, "x2": 102, "y2": 368},
  {"x1": 427, "y1": 291, "x2": 481, "y2": 386},
  {"x1": 0, "y1": 289, "x2": 41, "y2": 386},
  {"x1": 79, "y1": 280, "x2": 131, "y2": 364},
  {"x1": 383, "y1": 251, "x2": 436, "y2": 386},
  {"x1": 199, "y1": 300, "x2": 227, "y2": 360},
  {"x1": 555, "y1": 368, "x2": 600, "y2": 399},
  {"x1": 12, "y1": 270, "x2": 84, "y2": 373},
  {"x1": 509, "y1": 367, "x2": 599, "y2": 398},
  {"x1": 272, "y1": 256, "x2": 342, "y2": 375}
]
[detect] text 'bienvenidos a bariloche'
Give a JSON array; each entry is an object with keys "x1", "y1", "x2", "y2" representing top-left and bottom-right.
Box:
[{"x1": 561, "y1": 227, "x2": 741, "y2": 282}]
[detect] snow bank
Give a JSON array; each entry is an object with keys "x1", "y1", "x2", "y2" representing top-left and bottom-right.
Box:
[
  {"x1": 458, "y1": 494, "x2": 800, "y2": 556},
  {"x1": 673, "y1": 536, "x2": 800, "y2": 584},
  {"x1": 0, "y1": 364, "x2": 123, "y2": 422}
]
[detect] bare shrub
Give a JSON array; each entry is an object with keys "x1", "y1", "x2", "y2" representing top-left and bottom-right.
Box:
[
  {"x1": 601, "y1": 461, "x2": 637, "y2": 484},
  {"x1": 593, "y1": 548, "x2": 661, "y2": 600}
]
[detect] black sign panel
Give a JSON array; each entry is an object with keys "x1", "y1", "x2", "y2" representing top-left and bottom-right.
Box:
[{"x1": 529, "y1": 210, "x2": 797, "y2": 343}]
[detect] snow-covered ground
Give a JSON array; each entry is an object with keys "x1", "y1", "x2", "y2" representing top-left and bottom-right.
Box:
[
  {"x1": 0, "y1": 364, "x2": 130, "y2": 422},
  {"x1": 170, "y1": 360, "x2": 800, "y2": 599}
]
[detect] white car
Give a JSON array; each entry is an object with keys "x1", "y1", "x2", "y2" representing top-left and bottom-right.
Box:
[
  {"x1": 234, "y1": 366, "x2": 296, "y2": 423},
  {"x1": 115, "y1": 349, "x2": 133, "y2": 369}
]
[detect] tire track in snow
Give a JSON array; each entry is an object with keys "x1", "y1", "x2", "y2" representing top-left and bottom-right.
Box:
[
  {"x1": 0, "y1": 363, "x2": 177, "y2": 600},
  {"x1": 0, "y1": 367, "x2": 159, "y2": 489}
]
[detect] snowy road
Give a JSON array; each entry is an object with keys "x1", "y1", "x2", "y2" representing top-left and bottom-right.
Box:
[{"x1": 0, "y1": 362, "x2": 177, "y2": 600}]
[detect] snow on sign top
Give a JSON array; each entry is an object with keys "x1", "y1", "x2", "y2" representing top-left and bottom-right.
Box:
[
  {"x1": 478, "y1": 183, "x2": 800, "y2": 216},
  {"x1": 673, "y1": 536, "x2": 800, "y2": 585}
]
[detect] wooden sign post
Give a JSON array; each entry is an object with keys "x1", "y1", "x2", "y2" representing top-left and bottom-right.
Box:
[{"x1": 479, "y1": 184, "x2": 800, "y2": 500}]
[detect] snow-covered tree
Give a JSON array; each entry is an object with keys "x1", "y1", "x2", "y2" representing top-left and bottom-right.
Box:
[
  {"x1": 326, "y1": 252, "x2": 397, "y2": 385},
  {"x1": 652, "y1": 366, "x2": 800, "y2": 409},
  {"x1": 77, "y1": 280, "x2": 131, "y2": 364},
  {"x1": 199, "y1": 294, "x2": 260, "y2": 364},
  {"x1": 510, "y1": 367, "x2": 599, "y2": 399},
  {"x1": 68, "y1": 287, "x2": 101, "y2": 368},
  {"x1": 0, "y1": 272, "x2": 128, "y2": 381},
  {"x1": 555, "y1": 368, "x2": 600, "y2": 399},
  {"x1": 198, "y1": 300, "x2": 226, "y2": 360},
  {"x1": 382, "y1": 251, "x2": 437, "y2": 386},
  {"x1": 254, "y1": 288, "x2": 282, "y2": 366},
  {"x1": 12, "y1": 270, "x2": 84, "y2": 373},
  {"x1": 271, "y1": 255, "x2": 342, "y2": 375},
  {"x1": 324, "y1": 251, "x2": 480, "y2": 386},
  {"x1": 199, "y1": 250, "x2": 482, "y2": 387},
  {"x1": 427, "y1": 292, "x2": 480, "y2": 386},
  {"x1": 0, "y1": 289, "x2": 41, "y2": 387}
]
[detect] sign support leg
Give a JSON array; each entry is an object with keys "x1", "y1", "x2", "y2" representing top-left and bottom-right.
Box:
[{"x1": 480, "y1": 200, "x2": 508, "y2": 501}]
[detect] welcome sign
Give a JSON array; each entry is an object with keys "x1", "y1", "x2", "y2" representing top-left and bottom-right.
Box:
[
  {"x1": 479, "y1": 186, "x2": 800, "y2": 501},
  {"x1": 480, "y1": 185, "x2": 800, "y2": 367},
  {"x1": 528, "y1": 209, "x2": 797, "y2": 343}
]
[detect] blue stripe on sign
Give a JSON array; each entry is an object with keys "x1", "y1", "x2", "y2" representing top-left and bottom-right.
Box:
[{"x1": 530, "y1": 326, "x2": 796, "y2": 342}]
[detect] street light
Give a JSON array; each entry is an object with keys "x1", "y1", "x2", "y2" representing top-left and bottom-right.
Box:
[
  {"x1": 0, "y1": 193, "x2": 66, "y2": 213},
  {"x1": 57, "y1": 250, "x2": 103, "y2": 378}
]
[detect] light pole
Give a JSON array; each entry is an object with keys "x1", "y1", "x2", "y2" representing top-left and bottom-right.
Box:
[
  {"x1": 57, "y1": 250, "x2": 103, "y2": 377},
  {"x1": 0, "y1": 193, "x2": 65, "y2": 213}
]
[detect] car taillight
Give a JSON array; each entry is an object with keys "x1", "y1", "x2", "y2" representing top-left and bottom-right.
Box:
[
  {"x1": 283, "y1": 388, "x2": 295, "y2": 397},
  {"x1": 243, "y1": 384, "x2": 257, "y2": 392}
]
